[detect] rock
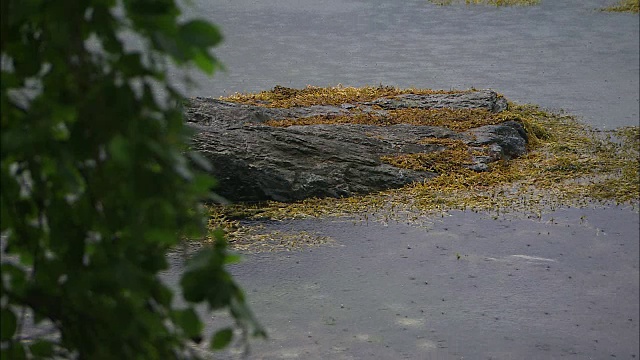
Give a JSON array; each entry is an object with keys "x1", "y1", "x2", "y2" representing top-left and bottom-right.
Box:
[
  {"x1": 364, "y1": 89, "x2": 509, "y2": 112},
  {"x1": 185, "y1": 90, "x2": 526, "y2": 202},
  {"x1": 465, "y1": 120, "x2": 527, "y2": 158},
  {"x1": 189, "y1": 122, "x2": 444, "y2": 202},
  {"x1": 462, "y1": 120, "x2": 528, "y2": 171}
]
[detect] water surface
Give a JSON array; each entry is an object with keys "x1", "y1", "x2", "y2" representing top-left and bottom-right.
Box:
[{"x1": 176, "y1": 0, "x2": 639, "y2": 129}]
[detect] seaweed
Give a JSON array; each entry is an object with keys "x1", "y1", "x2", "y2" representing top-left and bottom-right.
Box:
[
  {"x1": 207, "y1": 87, "x2": 638, "y2": 252},
  {"x1": 221, "y1": 84, "x2": 467, "y2": 108},
  {"x1": 603, "y1": 0, "x2": 639, "y2": 13}
]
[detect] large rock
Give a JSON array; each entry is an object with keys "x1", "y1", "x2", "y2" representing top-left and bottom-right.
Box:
[
  {"x1": 364, "y1": 90, "x2": 509, "y2": 112},
  {"x1": 185, "y1": 90, "x2": 526, "y2": 202}
]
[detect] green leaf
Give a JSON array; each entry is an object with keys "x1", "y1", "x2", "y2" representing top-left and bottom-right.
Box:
[
  {"x1": 13, "y1": 42, "x2": 41, "y2": 77},
  {"x1": 180, "y1": 248, "x2": 235, "y2": 308},
  {"x1": 144, "y1": 228, "x2": 177, "y2": 245},
  {"x1": 0, "y1": 308, "x2": 17, "y2": 341},
  {"x1": 179, "y1": 20, "x2": 223, "y2": 48},
  {"x1": 192, "y1": 49, "x2": 215, "y2": 75},
  {"x1": 180, "y1": 271, "x2": 207, "y2": 303},
  {"x1": 211, "y1": 228, "x2": 226, "y2": 243},
  {"x1": 223, "y1": 253, "x2": 242, "y2": 265},
  {"x1": 192, "y1": 173, "x2": 217, "y2": 193},
  {"x1": 172, "y1": 308, "x2": 202, "y2": 339},
  {"x1": 108, "y1": 135, "x2": 130, "y2": 165},
  {"x1": 51, "y1": 122, "x2": 70, "y2": 141},
  {"x1": 0, "y1": 343, "x2": 26, "y2": 360},
  {"x1": 153, "y1": 32, "x2": 189, "y2": 63},
  {"x1": 1, "y1": 71, "x2": 20, "y2": 90},
  {"x1": 119, "y1": 53, "x2": 150, "y2": 77},
  {"x1": 210, "y1": 327, "x2": 233, "y2": 350},
  {"x1": 1, "y1": 1, "x2": 262, "y2": 358},
  {"x1": 0, "y1": 264, "x2": 27, "y2": 294},
  {"x1": 28, "y1": 340, "x2": 55, "y2": 357}
]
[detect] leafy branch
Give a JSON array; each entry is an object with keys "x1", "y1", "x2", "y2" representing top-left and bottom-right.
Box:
[{"x1": 1, "y1": 1, "x2": 263, "y2": 358}]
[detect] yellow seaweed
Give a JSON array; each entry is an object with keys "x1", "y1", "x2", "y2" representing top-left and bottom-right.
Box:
[{"x1": 207, "y1": 87, "x2": 639, "y2": 252}]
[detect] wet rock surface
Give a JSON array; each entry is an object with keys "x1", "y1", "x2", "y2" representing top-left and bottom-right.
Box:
[{"x1": 185, "y1": 90, "x2": 525, "y2": 202}]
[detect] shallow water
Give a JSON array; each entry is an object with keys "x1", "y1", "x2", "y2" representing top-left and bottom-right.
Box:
[
  {"x1": 175, "y1": 0, "x2": 639, "y2": 129},
  {"x1": 163, "y1": 206, "x2": 639, "y2": 359},
  {"x1": 163, "y1": 1, "x2": 639, "y2": 358}
]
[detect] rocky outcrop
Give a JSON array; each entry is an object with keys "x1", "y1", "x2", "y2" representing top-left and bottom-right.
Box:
[
  {"x1": 185, "y1": 90, "x2": 526, "y2": 202},
  {"x1": 364, "y1": 90, "x2": 509, "y2": 112}
]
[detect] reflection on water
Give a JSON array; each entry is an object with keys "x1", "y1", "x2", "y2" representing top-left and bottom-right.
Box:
[{"x1": 172, "y1": 0, "x2": 639, "y2": 129}]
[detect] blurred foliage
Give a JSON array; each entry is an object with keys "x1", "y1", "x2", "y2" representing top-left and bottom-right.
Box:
[{"x1": 1, "y1": 0, "x2": 263, "y2": 359}]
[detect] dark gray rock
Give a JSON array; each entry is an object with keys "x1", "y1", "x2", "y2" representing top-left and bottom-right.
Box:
[
  {"x1": 185, "y1": 98, "x2": 349, "y2": 128},
  {"x1": 189, "y1": 122, "x2": 444, "y2": 202},
  {"x1": 364, "y1": 90, "x2": 509, "y2": 112},
  {"x1": 185, "y1": 90, "x2": 526, "y2": 202},
  {"x1": 462, "y1": 120, "x2": 528, "y2": 171}
]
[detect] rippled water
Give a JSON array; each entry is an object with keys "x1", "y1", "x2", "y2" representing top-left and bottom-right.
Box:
[
  {"x1": 162, "y1": 206, "x2": 639, "y2": 359},
  {"x1": 174, "y1": 0, "x2": 639, "y2": 129}
]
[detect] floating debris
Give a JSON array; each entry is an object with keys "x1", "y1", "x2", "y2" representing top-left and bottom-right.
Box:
[{"x1": 204, "y1": 212, "x2": 334, "y2": 253}]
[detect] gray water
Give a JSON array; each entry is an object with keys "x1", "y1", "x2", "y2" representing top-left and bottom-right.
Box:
[
  {"x1": 165, "y1": 207, "x2": 639, "y2": 359},
  {"x1": 176, "y1": 0, "x2": 639, "y2": 129},
  {"x1": 164, "y1": 1, "x2": 639, "y2": 359}
]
